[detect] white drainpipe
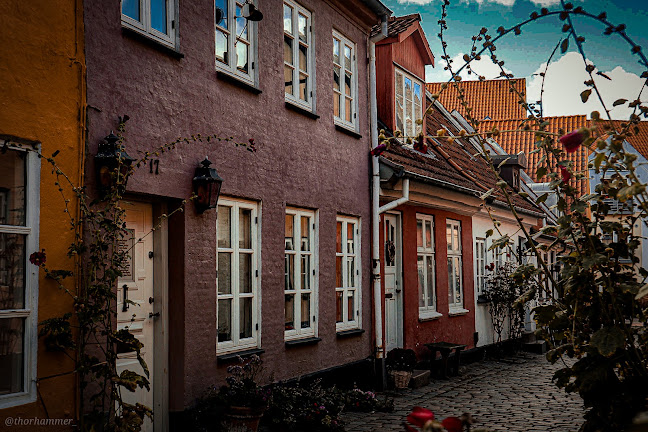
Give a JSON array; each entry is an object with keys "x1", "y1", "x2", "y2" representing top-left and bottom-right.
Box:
[
  {"x1": 370, "y1": 15, "x2": 389, "y2": 367},
  {"x1": 378, "y1": 178, "x2": 409, "y2": 214}
]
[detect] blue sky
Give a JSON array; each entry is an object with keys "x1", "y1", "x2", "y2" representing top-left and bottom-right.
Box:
[{"x1": 382, "y1": 0, "x2": 648, "y2": 119}]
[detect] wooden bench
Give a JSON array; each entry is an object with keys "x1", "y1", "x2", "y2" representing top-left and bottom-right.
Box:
[{"x1": 424, "y1": 342, "x2": 467, "y2": 379}]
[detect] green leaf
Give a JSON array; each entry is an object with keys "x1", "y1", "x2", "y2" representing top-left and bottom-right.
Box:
[
  {"x1": 561, "y1": 38, "x2": 569, "y2": 53},
  {"x1": 581, "y1": 89, "x2": 592, "y2": 103},
  {"x1": 582, "y1": 253, "x2": 607, "y2": 270},
  {"x1": 579, "y1": 193, "x2": 597, "y2": 202},
  {"x1": 485, "y1": 229, "x2": 494, "y2": 238},
  {"x1": 590, "y1": 326, "x2": 625, "y2": 357},
  {"x1": 480, "y1": 188, "x2": 496, "y2": 200},
  {"x1": 635, "y1": 283, "x2": 648, "y2": 300},
  {"x1": 536, "y1": 192, "x2": 549, "y2": 204},
  {"x1": 593, "y1": 152, "x2": 606, "y2": 170},
  {"x1": 536, "y1": 166, "x2": 548, "y2": 181},
  {"x1": 613, "y1": 98, "x2": 627, "y2": 107}
]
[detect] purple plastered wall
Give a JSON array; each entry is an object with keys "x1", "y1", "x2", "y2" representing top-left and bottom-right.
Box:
[{"x1": 84, "y1": 0, "x2": 379, "y2": 410}]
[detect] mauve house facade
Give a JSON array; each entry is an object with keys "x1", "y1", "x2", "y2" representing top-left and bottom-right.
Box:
[{"x1": 84, "y1": 0, "x2": 390, "y2": 429}]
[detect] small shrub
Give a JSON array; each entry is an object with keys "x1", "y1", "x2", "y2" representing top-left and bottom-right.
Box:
[
  {"x1": 344, "y1": 387, "x2": 394, "y2": 413},
  {"x1": 386, "y1": 348, "x2": 417, "y2": 372}
]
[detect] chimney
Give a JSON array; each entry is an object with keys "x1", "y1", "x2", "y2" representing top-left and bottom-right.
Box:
[{"x1": 491, "y1": 153, "x2": 527, "y2": 191}]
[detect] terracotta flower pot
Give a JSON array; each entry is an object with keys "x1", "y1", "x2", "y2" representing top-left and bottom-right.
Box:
[
  {"x1": 223, "y1": 405, "x2": 265, "y2": 432},
  {"x1": 389, "y1": 370, "x2": 412, "y2": 389}
]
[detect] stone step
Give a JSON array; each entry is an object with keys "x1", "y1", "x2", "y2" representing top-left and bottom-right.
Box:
[
  {"x1": 410, "y1": 369, "x2": 430, "y2": 388},
  {"x1": 521, "y1": 330, "x2": 537, "y2": 344},
  {"x1": 522, "y1": 340, "x2": 547, "y2": 355}
]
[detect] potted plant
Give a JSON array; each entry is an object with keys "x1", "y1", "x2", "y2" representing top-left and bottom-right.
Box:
[
  {"x1": 386, "y1": 348, "x2": 417, "y2": 389},
  {"x1": 219, "y1": 355, "x2": 270, "y2": 432}
]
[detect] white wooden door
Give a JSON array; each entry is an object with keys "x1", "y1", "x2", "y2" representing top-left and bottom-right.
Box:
[
  {"x1": 117, "y1": 202, "x2": 155, "y2": 432},
  {"x1": 384, "y1": 213, "x2": 403, "y2": 352}
]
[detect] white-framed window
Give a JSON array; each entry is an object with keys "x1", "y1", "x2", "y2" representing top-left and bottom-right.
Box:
[
  {"x1": 121, "y1": 0, "x2": 177, "y2": 48},
  {"x1": 395, "y1": 68, "x2": 423, "y2": 138},
  {"x1": 284, "y1": 208, "x2": 317, "y2": 340},
  {"x1": 475, "y1": 238, "x2": 486, "y2": 295},
  {"x1": 446, "y1": 220, "x2": 464, "y2": 311},
  {"x1": 284, "y1": 0, "x2": 314, "y2": 110},
  {"x1": 214, "y1": 0, "x2": 257, "y2": 84},
  {"x1": 336, "y1": 216, "x2": 360, "y2": 331},
  {"x1": 333, "y1": 30, "x2": 357, "y2": 130},
  {"x1": 416, "y1": 214, "x2": 437, "y2": 318},
  {"x1": 217, "y1": 198, "x2": 260, "y2": 353},
  {"x1": 0, "y1": 145, "x2": 40, "y2": 408}
]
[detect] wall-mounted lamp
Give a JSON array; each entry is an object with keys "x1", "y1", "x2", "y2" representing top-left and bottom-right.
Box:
[
  {"x1": 215, "y1": 1, "x2": 263, "y2": 26},
  {"x1": 193, "y1": 157, "x2": 223, "y2": 214},
  {"x1": 95, "y1": 132, "x2": 135, "y2": 197}
]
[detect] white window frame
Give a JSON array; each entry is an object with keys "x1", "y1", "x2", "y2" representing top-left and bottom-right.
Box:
[
  {"x1": 335, "y1": 216, "x2": 361, "y2": 331},
  {"x1": 0, "y1": 144, "x2": 40, "y2": 409},
  {"x1": 121, "y1": 0, "x2": 178, "y2": 49},
  {"x1": 475, "y1": 238, "x2": 486, "y2": 295},
  {"x1": 216, "y1": 198, "x2": 260, "y2": 354},
  {"x1": 214, "y1": 0, "x2": 258, "y2": 85},
  {"x1": 446, "y1": 219, "x2": 465, "y2": 313},
  {"x1": 284, "y1": 208, "x2": 318, "y2": 340},
  {"x1": 332, "y1": 30, "x2": 357, "y2": 131},
  {"x1": 283, "y1": 0, "x2": 315, "y2": 111},
  {"x1": 416, "y1": 214, "x2": 438, "y2": 319},
  {"x1": 395, "y1": 67, "x2": 423, "y2": 138}
]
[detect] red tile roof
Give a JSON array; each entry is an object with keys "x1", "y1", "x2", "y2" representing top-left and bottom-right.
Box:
[
  {"x1": 595, "y1": 120, "x2": 648, "y2": 161},
  {"x1": 426, "y1": 79, "x2": 528, "y2": 121},
  {"x1": 370, "y1": 13, "x2": 420, "y2": 39}
]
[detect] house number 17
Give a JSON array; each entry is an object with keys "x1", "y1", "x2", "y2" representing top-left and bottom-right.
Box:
[{"x1": 149, "y1": 159, "x2": 160, "y2": 175}]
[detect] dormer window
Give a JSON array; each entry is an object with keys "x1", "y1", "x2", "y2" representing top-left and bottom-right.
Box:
[{"x1": 395, "y1": 68, "x2": 423, "y2": 138}]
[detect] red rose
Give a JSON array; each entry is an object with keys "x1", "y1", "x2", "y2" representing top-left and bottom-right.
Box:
[
  {"x1": 29, "y1": 249, "x2": 46, "y2": 266},
  {"x1": 407, "y1": 406, "x2": 435, "y2": 428},
  {"x1": 559, "y1": 166, "x2": 572, "y2": 183},
  {"x1": 441, "y1": 416, "x2": 463, "y2": 432},
  {"x1": 559, "y1": 129, "x2": 588, "y2": 154},
  {"x1": 371, "y1": 143, "x2": 387, "y2": 156}
]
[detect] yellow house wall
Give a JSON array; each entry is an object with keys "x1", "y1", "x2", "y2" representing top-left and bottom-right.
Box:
[{"x1": 0, "y1": 0, "x2": 85, "y2": 424}]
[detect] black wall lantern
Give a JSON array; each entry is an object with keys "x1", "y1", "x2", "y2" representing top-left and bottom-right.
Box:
[
  {"x1": 193, "y1": 157, "x2": 223, "y2": 214},
  {"x1": 95, "y1": 132, "x2": 135, "y2": 197},
  {"x1": 215, "y1": 1, "x2": 263, "y2": 25}
]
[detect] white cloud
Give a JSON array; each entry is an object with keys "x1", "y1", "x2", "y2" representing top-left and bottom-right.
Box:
[
  {"x1": 426, "y1": 52, "x2": 514, "y2": 82},
  {"x1": 526, "y1": 52, "x2": 648, "y2": 120}
]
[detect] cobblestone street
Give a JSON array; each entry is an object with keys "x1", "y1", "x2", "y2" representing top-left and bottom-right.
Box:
[{"x1": 343, "y1": 353, "x2": 584, "y2": 432}]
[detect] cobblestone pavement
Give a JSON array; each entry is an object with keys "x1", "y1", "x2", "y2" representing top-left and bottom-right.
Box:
[{"x1": 343, "y1": 353, "x2": 584, "y2": 432}]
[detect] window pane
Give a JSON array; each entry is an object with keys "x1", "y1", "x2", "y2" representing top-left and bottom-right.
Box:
[
  {"x1": 454, "y1": 257, "x2": 462, "y2": 305},
  {"x1": 395, "y1": 73, "x2": 404, "y2": 133},
  {"x1": 239, "y1": 253, "x2": 252, "y2": 293},
  {"x1": 300, "y1": 217, "x2": 310, "y2": 251},
  {"x1": 239, "y1": 208, "x2": 251, "y2": 249},
  {"x1": 217, "y1": 205, "x2": 231, "y2": 248},
  {"x1": 122, "y1": 0, "x2": 140, "y2": 21},
  {"x1": 453, "y1": 226, "x2": 460, "y2": 251},
  {"x1": 217, "y1": 252, "x2": 231, "y2": 294},
  {"x1": 151, "y1": 0, "x2": 167, "y2": 34},
  {"x1": 347, "y1": 290, "x2": 355, "y2": 321},
  {"x1": 347, "y1": 223, "x2": 355, "y2": 254},
  {"x1": 284, "y1": 66, "x2": 293, "y2": 95},
  {"x1": 301, "y1": 293, "x2": 310, "y2": 328},
  {"x1": 417, "y1": 255, "x2": 424, "y2": 308},
  {"x1": 333, "y1": 38, "x2": 340, "y2": 64},
  {"x1": 334, "y1": 93, "x2": 340, "y2": 118},
  {"x1": 446, "y1": 224, "x2": 452, "y2": 251},
  {"x1": 236, "y1": 4, "x2": 247, "y2": 40},
  {"x1": 284, "y1": 35, "x2": 294, "y2": 65},
  {"x1": 299, "y1": 44, "x2": 308, "y2": 72},
  {"x1": 215, "y1": 0, "x2": 228, "y2": 28},
  {"x1": 217, "y1": 299, "x2": 231, "y2": 342},
  {"x1": 426, "y1": 256, "x2": 434, "y2": 307},
  {"x1": 0, "y1": 318, "x2": 24, "y2": 395},
  {"x1": 333, "y1": 66, "x2": 340, "y2": 91},
  {"x1": 0, "y1": 149, "x2": 26, "y2": 226},
  {"x1": 285, "y1": 214, "x2": 294, "y2": 250},
  {"x1": 447, "y1": 257, "x2": 453, "y2": 304},
  {"x1": 299, "y1": 73, "x2": 308, "y2": 101},
  {"x1": 215, "y1": 31, "x2": 229, "y2": 64},
  {"x1": 301, "y1": 255, "x2": 310, "y2": 290},
  {"x1": 336, "y1": 256, "x2": 343, "y2": 288},
  {"x1": 336, "y1": 291, "x2": 343, "y2": 323},
  {"x1": 284, "y1": 294, "x2": 295, "y2": 330},
  {"x1": 298, "y1": 13, "x2": 307, "y2": 42},
  {"x1": 344, "y1": 71, "x2": 352, "y2": 96},
  {"x1": 283, "y1": 4, "x2": 292, "y2": 33},
  {"x1": 285, "y1": 254, "x2": 294, "y2": 290},
  {"x1": 417, "y1": 220, "x2": 423, "y2": 248},
  {"x1": 336, "y1": 222, "x2": 342, "y2": 253},
  {"x1": 236, "y1": 41, "x2": 249, "y2": 73},
  {"x1": 425, "y1": 221, "x2": 432, "y2": 248},
  {"x1": 0, "y1": 233, "x2": 25, "y2": 309},
  {"x1": 240, "y1": 297, "x2": 252, "y2": 339},
  {"x1": 345, "y1": 97, "x2": 352, "y2": 123},
  {"x1": 347, "y1": 257, "x2": 355, "y2": 287},
  {"x1": 344, "y1": 45, "x2": 352, "y2": 70},
  {"x1": 414, "y1": 82, "x2": 422, "y2": 117}
]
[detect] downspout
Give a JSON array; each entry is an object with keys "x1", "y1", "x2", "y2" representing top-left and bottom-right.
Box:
[
  {"x1": 378, "y1": 178, "x2": 409, "y2": 214},
  {"x1": 370, "y1": 14, "x2": 388, "y2": 386}
]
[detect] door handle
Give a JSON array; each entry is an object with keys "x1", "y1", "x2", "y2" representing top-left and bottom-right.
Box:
[
  {"x1": 122, "y1": 285, "x2": 129, "y2": 312},
  {"x1": 385, "y1": 293, "x2": 393, "y2": 299},
  {"x1": 395, "y1": 289, "x2": 402, "y2": 293},
  {"x1": 149, "y1": 312, "x2": 161, "y2": 319}
]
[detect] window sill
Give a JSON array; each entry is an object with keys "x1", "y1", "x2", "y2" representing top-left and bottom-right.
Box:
[
  {"x1": 0, "y1": 391, "x2": 36, "y2": 410},
  {"x1": 121, "y1": 27, "x2": 184, "y2": 59},
  {"x1": 216, "y1": 347, "x2": 265, "y2": 363},
  {"x1": 216, "y1": 70, "x2": 262, "y2": 94},
  {"x1": 335, "y1": 123, "x2": 362, "y2": 139},
  {"x1": 448, "y1": 308, "x2": 470, "y2": 317},
  {"x1": 336, "y1": 328, "x2": 365, "y2": 338},
  {"x1": 285, "y1": 337, "x2": 321, "y2": 347},
  {"x1": 419, "y1": 312, "x2": 443, "y2": 322},
  {"x1": 285, "y1": 101, "x2": 319, "y2": 119}
]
